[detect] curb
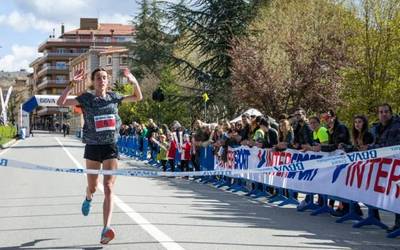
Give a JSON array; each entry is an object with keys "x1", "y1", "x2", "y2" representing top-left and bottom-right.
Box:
[{"x1": 0, "y1": 139, "x2": 17, "y2": 149}]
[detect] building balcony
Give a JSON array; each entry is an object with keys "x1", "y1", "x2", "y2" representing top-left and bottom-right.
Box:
[
  {"x1": 29, "y1": 57, "x2": 44, "y2": 67},
  {"x1": 31, "y1": 53, "x2": 80, "y2": 69},
  {"x1": 39, "y1": 37, "x2": 134, "y2": 52},
  {"x1": 44, "y1": 52, "x2": 82, "y2": 58},
  {"x1": 37, "y1": 79, "x2": 68, "y2": 90},
  {"x1": 37, "y1": 66, "x2": 69, "y2": 77},
  {"x1": 102, "y1": 64, "x2": 128, "y2": 71}
]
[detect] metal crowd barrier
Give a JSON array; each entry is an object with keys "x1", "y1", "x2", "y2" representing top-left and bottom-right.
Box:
[{"x1": 117, "y1": 135, "x2": 400, "y2": 238}]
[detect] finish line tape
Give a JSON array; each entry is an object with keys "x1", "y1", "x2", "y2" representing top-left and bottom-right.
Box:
[{"x1": 0, "y1": 145, "x2": 400, "y2": 177}]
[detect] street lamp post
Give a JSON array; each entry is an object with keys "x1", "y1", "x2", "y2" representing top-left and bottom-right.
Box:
[
  {"x1": 202, "y1": 73, "x2": 211, "y2": 123},
  {"x1": 203, "y1": 83, "x2": 207, "y2": 122}
]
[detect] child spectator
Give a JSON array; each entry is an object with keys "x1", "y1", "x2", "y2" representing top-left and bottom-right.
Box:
[{"x1": 181, "y1": 134, "x2": 192, "y2": 172}]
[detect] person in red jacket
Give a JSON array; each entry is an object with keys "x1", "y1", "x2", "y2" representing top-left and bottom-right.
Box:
[
  {"x1": 180, "y1": 134, "x2": 192, "y2": 172},
  {"x1": 167, "y1": 132, "x2": 177, "y2": 172}
]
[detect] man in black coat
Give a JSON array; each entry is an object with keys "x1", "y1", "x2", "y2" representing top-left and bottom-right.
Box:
[
  {"x1": 292, "y1": 108, "x2": 313, "y2": 150},
  {"x1": 256, "y1": 118, "x2": 278, "y2": 148},
  {"x1": 319, "y1": 110, "x2": 351, "y2": 152},
  {"x1": 368, "y1": 103, "x2": 400, "y2": 234},
  {"x1": 317, "y1": 110, "x2": 355, "y2": 216}
]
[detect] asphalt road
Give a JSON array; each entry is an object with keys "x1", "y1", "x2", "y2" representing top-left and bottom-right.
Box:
[{"x1": 0, "y1": 132, "x2": 398, "y2": 250}]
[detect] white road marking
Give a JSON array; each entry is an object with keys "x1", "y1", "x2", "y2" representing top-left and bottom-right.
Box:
[{"x1": 55, "y1": 137, "x2": 184, "y2": 250}]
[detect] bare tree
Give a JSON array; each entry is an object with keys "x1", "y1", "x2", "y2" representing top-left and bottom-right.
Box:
[{"x1": 230, "y1": 0, "x2": 355, "y2": 117}]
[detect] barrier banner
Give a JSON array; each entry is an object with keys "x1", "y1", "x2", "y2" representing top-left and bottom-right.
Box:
[
  {"x1": 2, "y1": 140, "x2": 400, "y2": 213},
  {"x1": 215, "y1": 146, "x2": 400, "y2": 214}
]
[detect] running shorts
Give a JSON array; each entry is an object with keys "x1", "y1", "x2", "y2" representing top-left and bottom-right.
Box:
[{"x1": 84, "y1": 144, "x2": 119, "y2": 163}]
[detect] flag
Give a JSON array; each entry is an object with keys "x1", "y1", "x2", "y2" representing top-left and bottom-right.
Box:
[{"x1": 202, "y1": 92, "x2": 209, "y2": 102}]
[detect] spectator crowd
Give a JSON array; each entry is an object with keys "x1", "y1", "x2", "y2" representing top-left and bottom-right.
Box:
[{"x1": 119, "y1": 103, "x2": 400, "y2": 233}]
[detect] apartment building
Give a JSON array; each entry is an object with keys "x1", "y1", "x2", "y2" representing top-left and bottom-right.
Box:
[{"x1": 29, "y1": 18, "x2": 134, "y2": 130}]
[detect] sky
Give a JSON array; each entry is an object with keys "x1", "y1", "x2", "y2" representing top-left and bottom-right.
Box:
[{"x1": 0, "y1": 0, "x2": 141, "y2": 72}]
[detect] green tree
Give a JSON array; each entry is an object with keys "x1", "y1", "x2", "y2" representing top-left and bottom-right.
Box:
[
  {"x1": 117, "y1": 66, "x2": 191, "y2": 127},
  {"x1": 166, "y1": 0, "x2": 260, "y2": 118},
  {"x1": 120, "y1": 0, "x2": 193, "y2": 126},
  {"x1": 340, "y1": 0, "x2": 400, "y2": 123},
  {"x1": 156, "y1": 66, "x2": 192, "y2": 126},
  {"x1": 130, "y1": 0, "x2": 175, "y2": 79}
]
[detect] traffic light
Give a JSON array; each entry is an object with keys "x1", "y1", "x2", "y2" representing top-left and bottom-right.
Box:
[{"x1": 152, "y1": 87, "x2": 165, "y2": 102}]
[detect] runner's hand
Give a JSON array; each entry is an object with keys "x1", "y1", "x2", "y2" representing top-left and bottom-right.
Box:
[
  {"x1": 123, "y1": 68, "x2": 136, "y2": 81},
  {"x1": 69, "y1": 69, "x2": 84, "y2": 89},
  {"x1": 73, "y1": 69, "x2": 85, "y2": 82}
]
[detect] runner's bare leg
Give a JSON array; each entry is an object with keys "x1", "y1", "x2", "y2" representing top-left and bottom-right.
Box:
[
  {"x1": 86, "y1": 159, "x2": 101, "y2": 200},
  {"x1": 102, "y1": 158, "x2": 118, "y2": 227}
]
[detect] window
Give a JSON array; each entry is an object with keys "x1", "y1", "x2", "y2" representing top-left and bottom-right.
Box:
[
  {"x1": 107, "y1": 56, "x2": 112, "y2": 65},
  {"x1": 56, "y1": 62, "x2": 67, "y2": 69},
  {"x1": 114, "y1": 36, "x2": 128, "y2": 42},
  {"x1": 56, "y1": 75, "x2": 66, "y2": 84},
  {"x1": 56, "y1": 75, "x2": 66, "y2": 80},
  {"x1": 121, "y1": 56, "x2": 128, "y2": 65},
  {"x1": 77, "y1": 48, "x2": 87, "y2": 53}
]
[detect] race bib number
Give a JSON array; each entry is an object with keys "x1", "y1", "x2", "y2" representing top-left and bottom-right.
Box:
[{"x1": 94, "y1": 114, "x2": 116, "y2": 132}]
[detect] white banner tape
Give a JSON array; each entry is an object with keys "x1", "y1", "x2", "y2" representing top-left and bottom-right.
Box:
[{"x1": 0, "y1": 145, "x2": 400, "y2": 178}]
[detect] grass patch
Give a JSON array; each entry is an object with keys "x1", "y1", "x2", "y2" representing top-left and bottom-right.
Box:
[
  {"x1": 0, "y1": 126, "x2": 17, "y2": 138},
  {"x1": 0, "y1": 126, "x2": 17, "y2": 147}
]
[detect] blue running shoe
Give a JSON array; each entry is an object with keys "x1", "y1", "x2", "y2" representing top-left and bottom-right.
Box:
[
  {"x1": 100, "y1": 227, "x2": 115, "y2": 244},
  {"x1": 81, "y1": 198, "x2": 92, "y2": 216}
]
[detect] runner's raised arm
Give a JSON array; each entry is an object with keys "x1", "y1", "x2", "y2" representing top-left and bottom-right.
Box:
[
  {"x1": 56, "y1": 69, "x2": 84, "y2": 106},
  {"x1": 121, "y1": 68, "x2": 143, "y2": 103}
]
